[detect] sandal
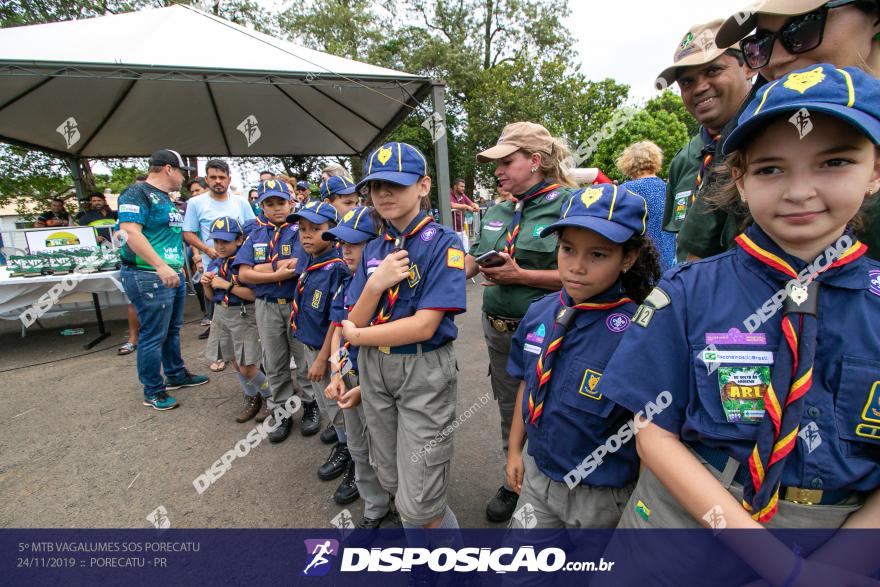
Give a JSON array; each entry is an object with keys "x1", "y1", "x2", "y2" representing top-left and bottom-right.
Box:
[
  {"x1": 210, "y1": 361, "x2": 227, "y2": 372},
  {"x1": 117, "y1": 342, "x2": 137, "y2": 355}
]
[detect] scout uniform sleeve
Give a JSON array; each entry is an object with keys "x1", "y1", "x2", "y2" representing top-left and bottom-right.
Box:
[
  {"x1": 418, "y1": 233, "x2": 467, "y2": 313},
  {"x1": 506, "y1": 315, "x2": 531, "y2": 380},
  {"x1": 206, "y1": 258, "x2": 222, "y2": 274},
  {"x1": 117, "y1": 186, "x2": 150, "y2": 225},
  {"x1": 231, "y1": 235, "x2": 256, "y2": 269},
  {"x1": 676, "y1": 196, "x2": 726, "y2": 260},
  {"x1": 597, "y1": 277, "x2": 691, "y2": 434}
]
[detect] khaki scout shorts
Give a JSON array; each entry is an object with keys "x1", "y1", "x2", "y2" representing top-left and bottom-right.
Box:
[
  {"x1": 205, "y1": 303, "x2": 261, "y2": 366},
  {"x1": 510, "y1": 445, "x2": 634, "y2": 529},
  {"x1": 358, "y1": 343, "x2": 457, "y2": 526}
]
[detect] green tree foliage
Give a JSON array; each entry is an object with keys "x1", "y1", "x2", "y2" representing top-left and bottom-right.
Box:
[{"x1": 588, "y1": 92, "x2": 693, "y2": 182}]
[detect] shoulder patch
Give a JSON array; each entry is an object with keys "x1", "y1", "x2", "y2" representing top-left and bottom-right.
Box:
[
  {"x1": 447, "y1": 248, "x2": 464, "y2": 269},
  {"x1": 119, "y1": 204, "x2": 140, "y2": 214},
  {"x1": 632, "y1": 286, "x2": 672, "y2": 328},
  {"x1": 643, "y1": 287, "x2": 671, "y2": 309}
]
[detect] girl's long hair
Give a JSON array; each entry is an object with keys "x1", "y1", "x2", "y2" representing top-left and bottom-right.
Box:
[{"x1": 621, "y1": 234, "x2": 662, "y2": 303}]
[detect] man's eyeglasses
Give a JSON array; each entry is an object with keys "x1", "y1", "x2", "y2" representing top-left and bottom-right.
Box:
[{"x1": 739, "y1": 0, "x2": 856, "y2": 69}]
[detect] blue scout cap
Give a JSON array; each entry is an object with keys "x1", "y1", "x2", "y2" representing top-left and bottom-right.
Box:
[
  {"x1": 256, "y1": 179, "x2": 292, "y2": 204},
  {"x1": 540, "y1": 184, "x2": 648, "y2": 243},
  {"x1": 723, "y1": 64, "x2": 880, "y2": 155},
  {"x1": 288, "y1": 200, "x2": 339, "y2": 226},
  {"x1": 322, "y1": 206, "x2": 377, "y2": 244},
  {"x1": 320, "y1": 175, "x2": 357, "y2": 200},
  {"x1": 208, "y1": 216, "x2": 243, "y2": 242},
  {"x1": 355, "y1": 142, "x2": 429, "y2": 190},
  {"x1": 296, "y1": 180, "x2": 310, "y2": 190}
]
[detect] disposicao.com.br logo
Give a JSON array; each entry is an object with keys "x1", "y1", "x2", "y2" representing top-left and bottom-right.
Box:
[{"x1": 300, "y1": 542, "x2": 611, "y2": 575}]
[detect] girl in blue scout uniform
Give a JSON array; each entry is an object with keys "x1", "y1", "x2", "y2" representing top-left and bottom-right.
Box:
[
  {"x1": 200, "y1": 216, "x2": 269, "y2": 423},
  {"x1": 288, "y1": 201, "x2": 354, "y2": 483},
  {"x1": 505, "y1": 184, "x2": 660, "y2": 528},
  {"x1": 598, "y1": 65, "x2": 880, "y2": 582},
  {"x1": 341, "y1": 142, "x2": 467, "y2": 531},
  {"x1": 234, "y1": 180, "x2": 320, "y2": 440},
  {"x1": 324, "y1": 206, "x2": 400, "y2": 524}
]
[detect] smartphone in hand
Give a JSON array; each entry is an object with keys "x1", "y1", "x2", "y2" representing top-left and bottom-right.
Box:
[{"x1": 475, "y1": 250, "x2": 505, "y2": 268}]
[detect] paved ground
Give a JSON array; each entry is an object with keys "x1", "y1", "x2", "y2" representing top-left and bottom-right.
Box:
[{"x1": 0, "y1": 279, "x2": 511, "y2": 529}]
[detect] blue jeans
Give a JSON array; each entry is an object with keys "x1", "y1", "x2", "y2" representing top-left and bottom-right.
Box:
[{"x1": 121, "y1": 266, "x2": 187, "y2": 397}]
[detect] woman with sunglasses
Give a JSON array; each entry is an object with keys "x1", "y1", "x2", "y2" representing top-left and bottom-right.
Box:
[
  {"x1": 717, "y1": 0, "x2": 880, "y2": 80},
  {"x1": 679, "y1": 0, "x2": 880, "y2": 262}
]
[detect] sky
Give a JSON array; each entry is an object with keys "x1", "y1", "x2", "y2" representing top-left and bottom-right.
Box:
[{"x1": 566, "y1": 0, "x2": 747, "y2": 101}]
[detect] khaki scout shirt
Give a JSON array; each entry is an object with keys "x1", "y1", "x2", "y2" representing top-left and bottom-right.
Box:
[{"x1": 468, "y1": 184, "x2": 574, "y2": 319}]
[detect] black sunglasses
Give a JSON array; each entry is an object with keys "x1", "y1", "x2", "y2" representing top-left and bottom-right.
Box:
[{"x1": 739, "y1": 0, "x2": 857, "y2": 69}]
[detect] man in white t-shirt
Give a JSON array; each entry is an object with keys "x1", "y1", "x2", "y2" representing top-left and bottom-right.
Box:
[{"x1": 183, "y1": 160, "x2": 256, "y2": 256}]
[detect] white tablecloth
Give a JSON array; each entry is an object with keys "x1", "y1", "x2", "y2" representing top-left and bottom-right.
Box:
[{"x1": 0, "y1": 270, "x2": 126, "y2": 315}]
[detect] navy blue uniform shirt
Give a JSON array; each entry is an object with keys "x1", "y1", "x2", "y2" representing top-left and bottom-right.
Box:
[
  {"x1": 598, "y1": 225, "x2": 880, "y2": 492},
  {"x1": 331, "y1": 274, "x2": 360, "y2": 373},
  {"x1": 347, "y1": 212, "x2": 467, "y2": 348},
  {"x1": 293, "y1": 247, "x2": 348, "y2": 349},
  {"x1": 206, "y1": 255, "x2": 249, "y2": 306},
  {"x1": 508, "y1": 286, "x2": 639, "y2": 488},
  {"x1": 232, "y1": 221, "x2": 299, "y2": 301}
]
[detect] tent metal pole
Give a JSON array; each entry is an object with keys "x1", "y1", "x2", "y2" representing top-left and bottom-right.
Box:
[
  {"x1": 66, "y1": 156, "x2": 87, "y2": 201},
  {"x1": 430, "y1": 82, "x2": 452, "y2": 229}
]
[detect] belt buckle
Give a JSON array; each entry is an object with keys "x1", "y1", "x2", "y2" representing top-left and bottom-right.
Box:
[
  {"x1": 378, "y1": 346, "x2": 391, "y2": 354},
  {"x1": 784, "y1": 487, "x2": 823, "y2": 505},
  {"x1": 491, "y1": 318, "x2": 506, "y2": 332},
  {"x1": 278, "y1": 298, "x2": 287, "y2": 305}
]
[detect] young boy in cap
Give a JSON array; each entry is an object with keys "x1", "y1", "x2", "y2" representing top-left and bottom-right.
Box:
[
  {"x1": 234, "y1": 180, "x2": 318, "y2": 439},
  {"x1": 320, "y1": 175, "x2": 360, "y2": 213},
  {"x1": 200, "y1": 216, "x2": 268, "y2": 422},
  {"x1": 324, "y1": 206, "x2": 400, "y2": 522},
  {"x1": 288, "y1": 201, "x2": 352, "y2": 482}
]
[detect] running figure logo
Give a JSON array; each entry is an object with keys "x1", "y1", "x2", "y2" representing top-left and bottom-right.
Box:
[
  {"x1": 301, "y1": 539, "x2": 339, "y2": 577},
  {"x1": 56, "y1": 117, "x2": 81, "y2": 149},
  {"x1": 237, "y1": 114, "x2": 262, "y2": 147}
]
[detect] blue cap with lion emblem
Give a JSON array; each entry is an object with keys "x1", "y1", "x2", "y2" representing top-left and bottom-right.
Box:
[
  {"x1": 322, "y1": 206, "x2": 378, "y2": 244},
  {"x1": 539, "y1": 183, "x2": 647, "y2": 244},
  {"x1": 723, "y1": 64, "x2": 880, "y2": 155},
  {"x1": 287, "y1": 200, "x2": 339, "y2": 226},
  {"x1": 320, "y1": 175, "x2": 357, "y2": 199},
  {"x1": 355, "y1": 142, "x2": 429, "y2": 190},
  {"x1": 207, "y1": 216, "x2": 243, "y2": 242},
  {"x1": 256, "y1": 178, "x2": 292, "y2": 204}
]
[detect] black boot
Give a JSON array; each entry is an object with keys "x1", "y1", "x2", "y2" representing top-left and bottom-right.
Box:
[
  {"x1": 485, "y1": 486, "x2": 519, "y2": 523},
  {"x1": 300, "y1": 400, "x2": 321, "y2": 437},
  {"x1": 318, "y1": 443, "x2": 351, "y2": 481},
  {"x1": 320, "y1": 423, "x2": 337, "y2": 445},
  {"x1": 267, "y1": 415, "x2": 292, "y2": 443},
  {"x1": 333, "y1": 460, "x2": 359, "y2": 504}
]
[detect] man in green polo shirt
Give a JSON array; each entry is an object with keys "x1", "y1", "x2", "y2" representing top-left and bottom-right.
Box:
[
  {"x1": 118, "y1": 149, "x2": 208, "y2": 410},
  {"x1": 655, "y1": 20, "x2": 755, "y2": 262}
]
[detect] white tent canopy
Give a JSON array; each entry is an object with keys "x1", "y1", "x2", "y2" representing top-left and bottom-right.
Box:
[{"x1": 0, "y1": 4, "x2": 435, "y2": 158}]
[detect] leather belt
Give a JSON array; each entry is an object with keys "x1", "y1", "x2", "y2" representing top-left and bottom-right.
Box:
[
  {"x1": 691, "y1": 443, "x2": 856, "y2": 506},
  {"x1": 377, "y1": 342, "x2": 445, "y2": 355},
  {"x1": 486, "y1": 314, "x2": 520, "y2": 333}
]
